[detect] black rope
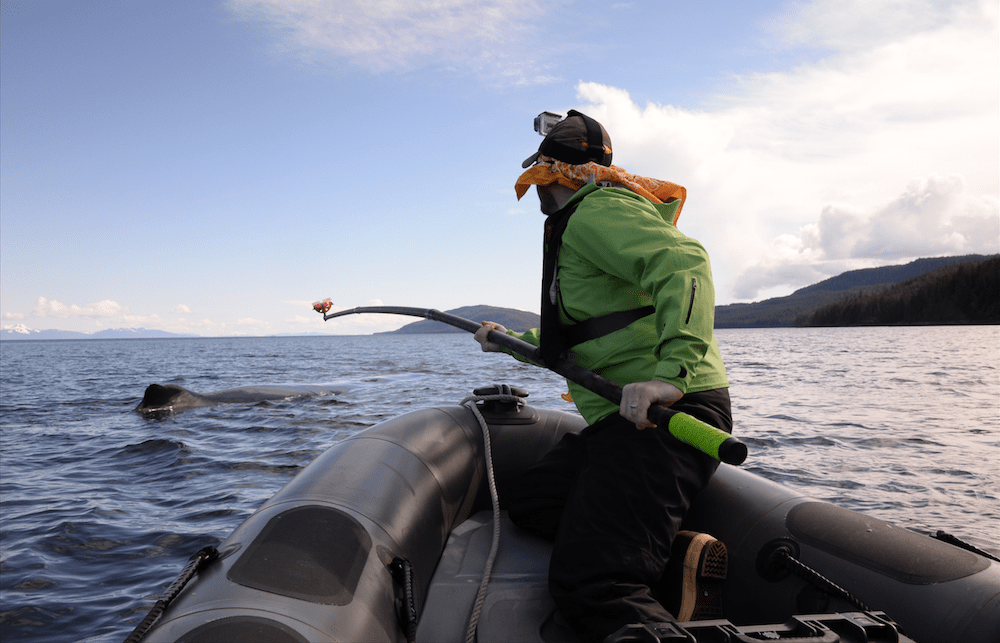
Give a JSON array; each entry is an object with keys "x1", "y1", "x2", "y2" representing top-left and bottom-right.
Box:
[
  {"x1": 775, "y1": 548, "x2": 871, "y2": 612},
  {"x1": 123, "y1": 546, "x2": 219, "y2": 643},
  {"x1": 390, "y1": 557, "x2": 418, "y2": 643}
]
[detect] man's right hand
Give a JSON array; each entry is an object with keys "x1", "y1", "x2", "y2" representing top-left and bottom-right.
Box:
[
  {"x1": 474, "y1": 321, "x2": 508, "y2": 352},
  {"x1": 620, "y1": 379, "x2": 684, "y2": 429}
]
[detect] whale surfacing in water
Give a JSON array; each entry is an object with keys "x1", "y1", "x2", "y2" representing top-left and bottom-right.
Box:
[{"x1": 135, "y1": 383, "x2": 347, "y2": 414}]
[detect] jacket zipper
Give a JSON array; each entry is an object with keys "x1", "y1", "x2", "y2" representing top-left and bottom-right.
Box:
[{"x1": 685, "y1": 278, "x2": 698, "y2": 324}]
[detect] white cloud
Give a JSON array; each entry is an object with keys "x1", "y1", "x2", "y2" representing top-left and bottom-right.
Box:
[
  {"x1": 31, "y1": 297, "x2": 128, "y2": 318},
  {"x1": 186, "y1": 319, "x2": 231, "y2": 333},
  {"x1": 172, "y1": 304, "x2": 191, "y2": 314},
  {"x1": 226, "y1": 0, "x2": 557, "y2": 83},
  {"x1": 573, "y1": 0, "x2": 997, "y2": 301},
  {"x1": 288, "y1": 314, "x2": 322, "y2": 325},
  {"x1": 286, "y1": 309, "x2": 406, "y2": 334},
  {"x1": 846, "y1": 175, "x2": 999, "y2": 259},
  {"x1": 733, "y1": 175, "x2": 1000, "y2": 298},
  {"x1": 767, "y1": 0, "x2": 989, "y2": 52},
  {"x1": 22, "y1": 298, "x2": 190, "y2": 332},
  {"x1": 237, "y1": 317, "x2": 270, "y2": 327},
  {"x1": 3, "y1": 312, "x2": 25, "y2": 320}
]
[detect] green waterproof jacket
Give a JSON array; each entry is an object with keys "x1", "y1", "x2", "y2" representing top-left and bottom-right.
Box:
[{"x1": 511, "y1": 181, "x2": 729, "y2": 424}]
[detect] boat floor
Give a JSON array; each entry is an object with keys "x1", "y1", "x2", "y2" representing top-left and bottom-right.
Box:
[
  {"x1": 416, "y1": 511, "x2": 915, "y2": 643},
  {"x1": 417, "y1": 510, "x2": 575, "y2": 642}
]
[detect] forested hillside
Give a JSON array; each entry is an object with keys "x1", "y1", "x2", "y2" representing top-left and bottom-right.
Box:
[
  {"x1": 715, "y1": 254, "x2": 994, "y2": 328},
  {"x1": 799, "y1": 256, "x2": 999, "y2": 326}
]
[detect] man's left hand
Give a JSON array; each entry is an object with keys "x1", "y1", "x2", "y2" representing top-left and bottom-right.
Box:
[
  {"x1": 474, "y1": 321, "x2": 508, "y2": 352},
  {"x1": 620, "y1": 380, "x2": 683, "y2": 429}
]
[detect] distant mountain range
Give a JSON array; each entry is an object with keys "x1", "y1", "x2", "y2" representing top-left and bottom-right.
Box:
[
  {"x1": 4, "y1": 255, "x2": 995, "y2": 340},
  {"x1": 0, "y1": 326, "x2": 197, "y2": 341}
]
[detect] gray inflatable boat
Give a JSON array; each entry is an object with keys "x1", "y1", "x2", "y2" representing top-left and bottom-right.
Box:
[{"x1": 132, "y1": 388, "x2": 999, "y2": 643}]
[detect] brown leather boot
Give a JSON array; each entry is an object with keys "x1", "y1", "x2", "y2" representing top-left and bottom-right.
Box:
[{"x1": 659, "y1": 531, "x2": 728, "y2": 621}]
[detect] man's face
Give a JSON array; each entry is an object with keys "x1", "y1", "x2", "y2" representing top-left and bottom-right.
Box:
[{"x1": 537, "y1": 183, "x2": 576, "y2": 215}]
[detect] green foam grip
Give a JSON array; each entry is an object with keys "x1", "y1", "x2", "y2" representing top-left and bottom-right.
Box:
[{"x1": 667, "y1": 412, "x2": 747, "y2": 465}]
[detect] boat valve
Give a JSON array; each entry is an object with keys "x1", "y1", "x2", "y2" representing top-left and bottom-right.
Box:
[{"x1": 756, "y1": 538, "x2": 800, "y2": 582}]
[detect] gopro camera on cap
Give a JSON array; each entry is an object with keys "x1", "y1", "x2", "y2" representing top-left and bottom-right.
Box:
[{"x1": 534, "y1": 111, "x2": 563, "y2": 136}]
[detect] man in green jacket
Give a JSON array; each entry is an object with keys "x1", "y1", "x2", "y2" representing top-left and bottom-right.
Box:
[{"x1": 475, "y1": 110, "x2": 732, "y2": 643}]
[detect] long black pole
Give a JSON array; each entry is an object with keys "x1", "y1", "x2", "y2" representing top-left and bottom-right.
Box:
[{"x1": 322, "y1": 306, "x2": 746, "y2": 465}]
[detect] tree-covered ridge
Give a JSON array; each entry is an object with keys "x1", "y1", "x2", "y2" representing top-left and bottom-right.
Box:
[
  {"x1": 799, "y1": 256, "x2": 1000, "y2": 326},
  {"x1": 715, "y1": 255, "x2": 995, "y2": 328}
]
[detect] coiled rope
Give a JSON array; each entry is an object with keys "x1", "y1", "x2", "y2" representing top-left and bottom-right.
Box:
[{"x1": 459, "y1": 388, "x2": 525, "y2": 643}]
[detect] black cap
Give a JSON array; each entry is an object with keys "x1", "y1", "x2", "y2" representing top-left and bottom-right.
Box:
[{"x1": 522, "y1": 110, "x2": 613, "y2": 168}]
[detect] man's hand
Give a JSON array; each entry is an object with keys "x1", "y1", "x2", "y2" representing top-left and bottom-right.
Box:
[
  {"x1": 620, "y1": 380, "x2": 683, "y2": 429},
  {"x1": 474, "y1": 321, "x2": 508, "y2": 352}
]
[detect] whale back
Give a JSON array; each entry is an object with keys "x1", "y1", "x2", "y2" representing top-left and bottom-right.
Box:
[
  {"x1": 135, "y1": 384, "x2": 206, "y2": 413},
  {"x1": 135, "y1": 383, "x2": 349, "y2": 414}
]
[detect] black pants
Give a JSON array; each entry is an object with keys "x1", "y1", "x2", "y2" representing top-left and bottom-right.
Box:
[{"x1": 507, "y1": 388, "x2": 732, "y2": 643}]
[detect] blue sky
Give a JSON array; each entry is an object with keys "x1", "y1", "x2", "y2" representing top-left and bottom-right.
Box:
[{"x1": 2, "y1": 0, "x2": 997, "y2": 336}]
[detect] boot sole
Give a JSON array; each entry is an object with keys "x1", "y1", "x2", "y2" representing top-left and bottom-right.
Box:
[{"x1": 677, "y1": 531, "x2": 727, "y2": 621}]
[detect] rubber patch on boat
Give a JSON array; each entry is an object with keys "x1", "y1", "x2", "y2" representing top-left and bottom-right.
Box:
[
  {"x1": 228, "y1": 505, "x2": 371, "y2": 604},
  {"x1": 786, "y1": 502, "x2": 989, "y2": 584}
]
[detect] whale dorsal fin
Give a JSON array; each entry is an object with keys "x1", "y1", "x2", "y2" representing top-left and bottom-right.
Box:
[{"x1": 136, "y1": 383, "x2": 187, "y2": 411}]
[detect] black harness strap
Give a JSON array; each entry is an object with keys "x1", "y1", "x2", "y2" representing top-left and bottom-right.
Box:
[
  {"x1": 540, "y1": 194, "x2": 653, "y2": 367},
  {"x1": 540, "y1": 202, "x2": 577, "y2": 367},
  {"x1": 563, "y1": 305, "x2": 655, "y2": 350}
]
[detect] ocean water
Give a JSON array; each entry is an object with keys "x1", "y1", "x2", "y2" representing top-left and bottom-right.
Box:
[{"x1": 0, "y1": 327, "x2": 997, "y2": 642}]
